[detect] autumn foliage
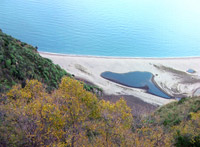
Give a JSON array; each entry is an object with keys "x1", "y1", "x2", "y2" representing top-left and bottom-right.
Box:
[
  {"x1": 0, "y1": 77, "x2": 200, "y2": 146},
  {"x1": 0, "y1": 77, "x2": 132, "y2": 146}
]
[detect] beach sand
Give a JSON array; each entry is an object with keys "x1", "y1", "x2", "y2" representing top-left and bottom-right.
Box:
[{"x1": 40, "y1": 52, "x2": 200, "y2": 106}]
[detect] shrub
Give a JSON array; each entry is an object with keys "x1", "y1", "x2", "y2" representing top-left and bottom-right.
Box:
[
  {"x1": 0, "y1": 29, "x2": 70, "y2": 92},
  {"x1": 5, "y1": 59, "x2": 11, "y2": 68}
]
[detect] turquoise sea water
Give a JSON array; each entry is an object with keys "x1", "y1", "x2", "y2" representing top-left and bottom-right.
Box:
[{"x1": 0, "y1": 0, "x2": 200, "y2": 57}]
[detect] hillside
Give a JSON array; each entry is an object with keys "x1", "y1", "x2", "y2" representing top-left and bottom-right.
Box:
[
  {"x1": 0, "y1": 30, "x2": 200, "y2": 146},
  {"x1": 1, "y1": 77, "x2": 200, "y2": 146},
  {"x1": 0, "y1": 29, "x2": 102, "y2": 94},
  {"x1": 0, "y1": 29, "x2": 70, "y2": 92},
  {"x1": 152, "y1": 97, "x2": 200, "y2": 146},
  {"x1": 154, "y1": 96, "x2": 200, "y2": 127}
]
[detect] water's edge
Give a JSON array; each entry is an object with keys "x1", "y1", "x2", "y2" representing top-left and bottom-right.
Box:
[{"x1": 39, "y1": 51, "x2": 200, "y2": 59}]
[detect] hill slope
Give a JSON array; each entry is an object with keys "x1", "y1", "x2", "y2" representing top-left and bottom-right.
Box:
[
  {"x1": 1, "y1": 29, "x2": 200, "y2": 146},
  {"x1": 154, "y1": 96, "x2": 200, "y2": 126},
  {"x1": 0, "y1": 29, "x2": 70, "y2": 92}
]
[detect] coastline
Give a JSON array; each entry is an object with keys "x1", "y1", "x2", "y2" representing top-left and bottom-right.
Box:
[
  {"x1": 39, "y1": 51, "x2": 200, "y2": 60},
  {"x1": 39, "y1": 51, "x2": 200, "y2": 106}
]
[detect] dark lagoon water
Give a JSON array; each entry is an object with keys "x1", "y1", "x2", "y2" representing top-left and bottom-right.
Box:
[
  {"x1": 101, "y1": 71, "x2": 171, "y2": 98},
  {"x1": 0, "y1": 0, "x2": 200, "y2": 57}
]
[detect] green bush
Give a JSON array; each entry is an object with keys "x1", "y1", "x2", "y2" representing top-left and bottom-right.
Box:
[
  {"x1": 0, "y1": 29, "x2": 102, "y2": 94},
  {"x1": 0, "y1": 29, "x2": 69, "y2": 92},
  {"x1": 5, "y1": 59, "x2": 11, "y2": 68},
  {"x1": 175, "y1": 132, "x2": 200, "y2": 147},
  {"x1": 0, "y1": 55, "x2": 3, "y2": 62}
]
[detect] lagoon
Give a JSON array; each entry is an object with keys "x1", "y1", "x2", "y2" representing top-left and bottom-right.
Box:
[
  {"x1": 0, "y1": 0, "x2": 200, "y2": 57},
  {"x1": 101, "y1": 71, "x2": 171, "y2": 99}
]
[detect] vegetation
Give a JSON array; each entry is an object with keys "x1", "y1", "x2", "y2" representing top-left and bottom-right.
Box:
[
  {"x1": 0, "y1": 77, "x2": 133, "y2": 146},
  {"x1": 0, "y1": 77, "x2": 199, "y2": 146},
  {"x1": 1, "y1": 30, "x2": 200, "y2": 146},
  {"x1": 0, "y1": 29, "x2": 101, "y2": 94},
  {"x1": 0, "y1": 29, "x2": 69, "y2": 92},
  {"x1": 151, "y1": 97, "x2": 200, "y2": 146},
  {"x1": 173, "y1": 111, "x2": 200, "y2": 147},
  {"x1": 154, "y1": 97, "x2": 200, "y2": 127}
]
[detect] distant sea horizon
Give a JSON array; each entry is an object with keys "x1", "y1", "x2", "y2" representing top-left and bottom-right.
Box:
[{"x1": 1, "y1": 0, "x2": 200, "y2": 57}]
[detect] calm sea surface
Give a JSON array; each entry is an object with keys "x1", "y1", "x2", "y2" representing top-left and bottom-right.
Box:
[{"x1": 0, "y1": 0, "x2": 200, "y2": 57}]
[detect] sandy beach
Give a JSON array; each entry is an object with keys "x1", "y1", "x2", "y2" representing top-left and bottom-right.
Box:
[{"x1": 40, "y1": 52, "x2": 200, "y2": 106}]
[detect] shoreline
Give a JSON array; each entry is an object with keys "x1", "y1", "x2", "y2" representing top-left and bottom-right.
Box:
[
  {"x1": 39, "y1": 51, "x2": 200, "y2": 106},
  {"x1": 39, "y1": 51, "x2": 200, "y2": 60}
]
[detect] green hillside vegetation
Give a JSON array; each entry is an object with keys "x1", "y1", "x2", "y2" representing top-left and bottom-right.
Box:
[
  {"x1": 0, "y1": 29, "x2": 69, "y2": 92},
  {"x1": 0, "y1": 29, "x2": 102, "y2": 94},
  {"x1": 153, "y1": 97, "x2": 200, "y2": 146},
  {"x1": 154, "y1": 97, "x2": 200, "y2": 127}
]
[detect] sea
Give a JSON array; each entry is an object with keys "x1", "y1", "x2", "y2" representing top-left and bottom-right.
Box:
[{"x1": 0, "y1": 0, "x2": 200, "y2": 57}]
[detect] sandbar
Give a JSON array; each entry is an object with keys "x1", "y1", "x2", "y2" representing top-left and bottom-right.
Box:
[{"x1": 40, "y1": 52, "x2": 200, "y2": 106}]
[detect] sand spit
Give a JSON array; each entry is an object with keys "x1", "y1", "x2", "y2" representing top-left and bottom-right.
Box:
[{"x1": 40, "y1": 52, "x2": 200, "y2": 106}]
